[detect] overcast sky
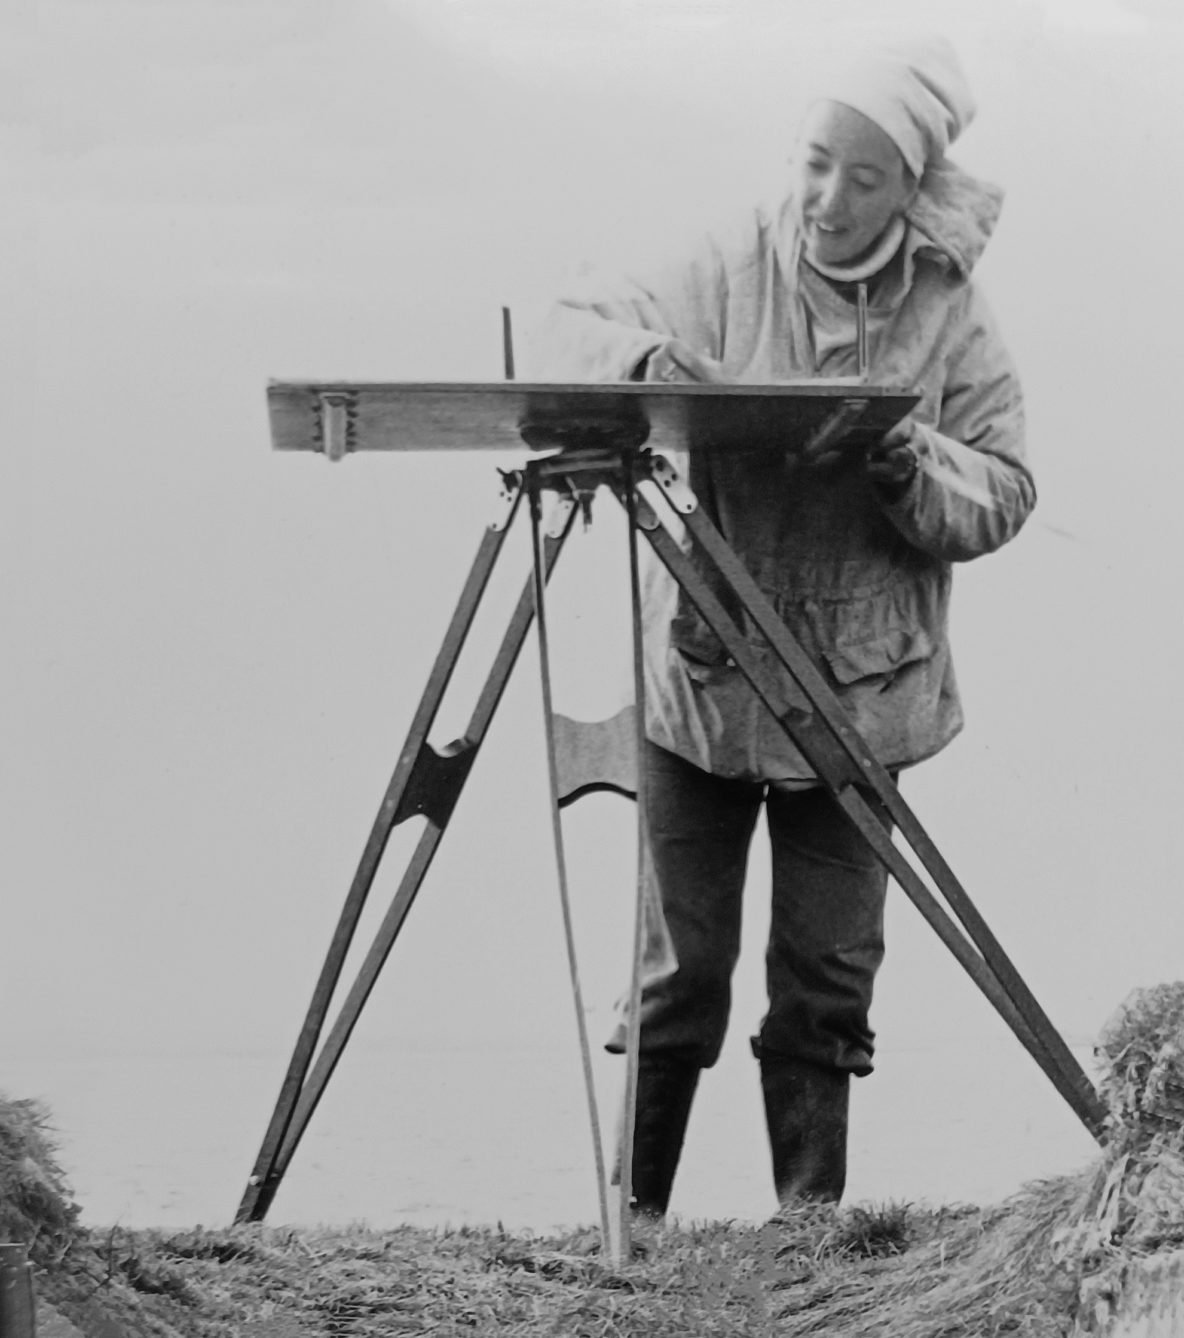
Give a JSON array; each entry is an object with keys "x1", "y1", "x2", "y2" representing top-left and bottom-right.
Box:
[{"x1": 6, "y1": 0, "x2": 1184, "y2": 1221}]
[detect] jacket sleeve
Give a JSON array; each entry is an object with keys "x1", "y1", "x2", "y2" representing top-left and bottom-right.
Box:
[
  {"x1": 879, "y1": 284, "x2": 1035, "y2": 562},
  {"x1": 521, "y1": 232, "x2": 730, "y2": 382}
]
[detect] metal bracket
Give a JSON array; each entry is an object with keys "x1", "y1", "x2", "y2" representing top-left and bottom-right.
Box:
[
  {"x1": 647, "y1": 453, "x2": 698, "y2": 515},
  {"x1": 391, "y1": 739, "x2": 479, "y2": 830},
  {"x1": 545, "y1": 491, "x2": 579, "y2": 539},
  {"x1": 317, "y1": 391, "x2": 358, "y2": 462},
  {"x1": 524, "y1": 450, "x2": 621, "y2": 536},
  {"x1": 529, "y1": 446, "x2": 624, "y2": 483},
  {"x1": 568, "y1": 482, "x2": 598, "y2": 531},
  {"x1": 491, "y1": 469, "x2": 522, "y2": 532}
]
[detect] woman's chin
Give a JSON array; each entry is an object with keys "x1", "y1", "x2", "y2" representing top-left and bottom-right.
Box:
[{"x1": 805, "y1": 240, "x2": 858, "y2": 269}]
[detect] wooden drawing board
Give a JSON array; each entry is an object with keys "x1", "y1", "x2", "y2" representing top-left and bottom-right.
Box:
[{"x1": 268, "y1": 381, "x2": 919, "y2": 460}]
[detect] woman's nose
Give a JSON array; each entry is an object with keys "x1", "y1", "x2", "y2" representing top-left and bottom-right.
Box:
[{"x1": 816, "y1": 172, "x2": 847, "y2": 219}]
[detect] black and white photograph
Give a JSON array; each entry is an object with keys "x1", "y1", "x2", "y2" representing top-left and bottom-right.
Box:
[{"x1": 6, "y1": 0, "x2": 1184, "y2": 1332}]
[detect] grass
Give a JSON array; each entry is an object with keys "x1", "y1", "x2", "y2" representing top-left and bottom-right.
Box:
[
  {"x1": 7, "y1": 981, "x2": 1183, "y2": 1335},
  {"x1": 32, "y1": 1206, "x2": 970, "y2": 1337},
  {"x1": 25, "y1": 1194, "x2": 1106, "y2": 1337}
]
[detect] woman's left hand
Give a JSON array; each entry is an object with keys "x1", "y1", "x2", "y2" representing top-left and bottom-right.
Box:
[
  {"x1": 866, "y1": 418, "x2": 921, "y2": 496},
  {"x1": 794, "y1": 416, "x2": 921, "y2": 487}
]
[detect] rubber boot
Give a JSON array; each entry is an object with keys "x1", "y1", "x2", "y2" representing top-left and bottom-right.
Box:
[
  {"x1": 613, "y1": 1052, "x2": 701, "y2": 1221},
  {"x1": 758, "y1": 1052, "x2": 850, "y2": 1206}
]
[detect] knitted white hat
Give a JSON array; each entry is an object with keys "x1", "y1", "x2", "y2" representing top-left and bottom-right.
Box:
[{"x1": 814, "y1": 36, "x2": 976, "y2": 177}]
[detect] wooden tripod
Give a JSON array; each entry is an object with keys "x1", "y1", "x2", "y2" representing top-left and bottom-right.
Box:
[{"x1": 237, "y1": 382, "x2": 1106, "y2": 1252}]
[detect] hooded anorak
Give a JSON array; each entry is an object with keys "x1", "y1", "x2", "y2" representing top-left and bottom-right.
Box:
[{"x1": 526, "y1": 161, "x2": 1034, "y2": 783}]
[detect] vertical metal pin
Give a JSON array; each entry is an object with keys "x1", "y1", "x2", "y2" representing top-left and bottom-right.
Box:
[
  {"x1": 856, "y1": 283, "x2": 869, "y2": 381},
  {"x1": 502, "y1": 306, "x2": 516, "y2": 381}
]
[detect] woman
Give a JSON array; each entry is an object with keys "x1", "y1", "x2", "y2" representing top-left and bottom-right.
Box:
[{"x1": 529, "y1": 36, "x2": 1034, "y2": 1218}]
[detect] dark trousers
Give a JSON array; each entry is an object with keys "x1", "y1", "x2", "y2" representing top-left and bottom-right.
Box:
[{"x1": 611, "y1": 741, "x2": 892, "y2": 1076}]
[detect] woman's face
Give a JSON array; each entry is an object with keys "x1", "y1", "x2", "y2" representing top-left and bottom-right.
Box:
[{"x1": 794, "y1": 100, "x2": 916, "y2": 268}]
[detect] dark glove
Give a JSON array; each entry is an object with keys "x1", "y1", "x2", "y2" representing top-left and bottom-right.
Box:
[{"x1": 866, "y1": 419, "x2": 920, "y2": 500}]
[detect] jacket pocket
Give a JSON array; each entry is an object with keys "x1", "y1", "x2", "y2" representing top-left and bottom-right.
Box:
[{"x1": 821, "y1": 626, "x2": 936, "y2": 687}]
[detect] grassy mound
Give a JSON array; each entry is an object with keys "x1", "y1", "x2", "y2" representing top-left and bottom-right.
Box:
[
  {"x1": 0, "y1": 1092, "x2": 81, "y2": 1265},
  {"x1": 11, "y1": 983, "x2": 1184, "y2": 1336},
  {"x1": 1060, "y1": 981, "x2": 1184, "y2": 1330},
  {"x1": 23, "y1": 1194, "x2": 1134, "y2": 1338},
  {"x1": 1097, "y1": 980, "x2": 1184, "y2": 1140},
  {"x1": 33, "y1": 1210, "x2": 980, "y2": 1337}
]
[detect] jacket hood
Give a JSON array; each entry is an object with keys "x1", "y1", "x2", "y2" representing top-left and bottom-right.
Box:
[{"x1": 904, "y1": 158, "x2": 1004, "y2": 278}]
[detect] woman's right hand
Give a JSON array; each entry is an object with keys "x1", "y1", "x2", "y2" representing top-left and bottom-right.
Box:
[{"x1": 641, "y1": 338, "x2": 728, "y2": 384}]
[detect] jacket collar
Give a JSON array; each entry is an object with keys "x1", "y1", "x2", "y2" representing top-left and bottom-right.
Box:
[{"x1": 772, "y1": 157, "x2": 1004, "y2": 288}]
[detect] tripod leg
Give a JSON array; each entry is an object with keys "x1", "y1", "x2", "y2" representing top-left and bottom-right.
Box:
[
  {"x1": 249, "y1": 502, "x2": 577, "y2": 1218},
  {"x1": 618, "y1": 463, "x2": 660, "y2": 1252},
  {"x1": 258, "y1": 503, "x2": 578, "y2": 1217},
  {"x1": 672, "y1": 499, "x2": 1106, "y2": 1139},
  {"x1": 528, "y1": 478, "x2": 614, "y2": 1255},
  {"x1": 235, "y1": 502, "x2": 519, "y2": 1223},
  {"x1": 525, "y1": 459, "x2": 671, "y2": 1260},
  {"x1": 830, "y1": 789, "x2": 1103, "y2": 1134},
  {"x1": 626, "y1": 477, "x2": 1105, "y2": 1141},
  {"x1": 236, "y1": 481, "x2": 577, "y2": 1223}
]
